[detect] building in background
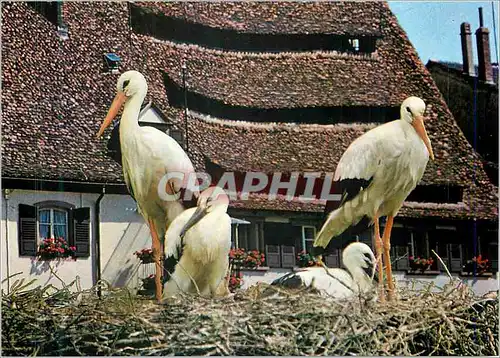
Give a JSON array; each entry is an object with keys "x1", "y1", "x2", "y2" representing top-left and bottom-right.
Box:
[
  {"x1": 426, "y1": 8, "x2": 498, "y2": 186},
  {"x1": 2, "y1": 2, "x2": 497, "y2": 294}
]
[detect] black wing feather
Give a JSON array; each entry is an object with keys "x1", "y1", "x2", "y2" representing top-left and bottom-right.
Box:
[
  {"x1": 271, "y1": 272, "x2": 304, "y2": 289},
  {"x1": 324, "y1": 178, "x2": 373, "y2": 215}
]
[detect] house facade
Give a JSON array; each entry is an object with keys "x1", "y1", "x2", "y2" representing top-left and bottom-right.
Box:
[{"x1": 2, "y1": 2, "x2": 498, "y2": 295}]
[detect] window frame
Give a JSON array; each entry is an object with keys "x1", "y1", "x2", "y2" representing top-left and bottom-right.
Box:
[
  {"x1": 37, "y1": 207, "x2": 69, "y2": 241},
  {"x1": 34, "y1": 201, "x2": 75, "y2": 246},
  {"x1": 301, "y1": 225, "x2": 316, "y2": 253}
]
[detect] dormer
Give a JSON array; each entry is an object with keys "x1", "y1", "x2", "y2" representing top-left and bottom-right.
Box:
[
  {"x1": 106, "y1": 102, "x2": 185, "y2": 165},
  {"x1": 103, "y1": 53, "x2": 121, "y2": 74},
  {"x1": 27, "y1": 1, "x2": 68, "y2": 40}
]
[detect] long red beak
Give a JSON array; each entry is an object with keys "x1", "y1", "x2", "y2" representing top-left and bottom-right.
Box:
[
  {"x1": 96, "y1": 91, "x2": 127, "y2": 138},
  {"x1": 412, "y1": 115, "x2": 434, "y2": 161}
]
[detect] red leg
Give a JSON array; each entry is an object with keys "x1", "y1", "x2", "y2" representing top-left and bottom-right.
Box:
[
  {"x1": 373, "y1": 214, "x2": 385, "y2": 302},
  {"x1": 382, "y1": 216, "x2": 395, "y2": 301},
  {"x1": 148, "y1": 219, "x2": 163, "y2": 302}
]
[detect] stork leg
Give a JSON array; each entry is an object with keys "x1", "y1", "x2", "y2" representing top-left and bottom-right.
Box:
[
  {"x1": 373, "y1": 214, "x2": 385, "y2": 302},
  {"x1": 148, "y1": 219, "x2": 163, "y2": 302},
  {"x1": 382, "y1": 215, "x2": 395, "y2": 301}
]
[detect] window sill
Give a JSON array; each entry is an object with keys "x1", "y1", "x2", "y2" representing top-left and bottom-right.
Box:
[
  {"x1": 238, "y1": 266, "x2": 270, "y2": 272},
  {"x1": 459, "y1": 272, "x2": 494, "y2": 278},
  {"x1": 405, "y1": 270, "x2": 441, "y2": 276}
]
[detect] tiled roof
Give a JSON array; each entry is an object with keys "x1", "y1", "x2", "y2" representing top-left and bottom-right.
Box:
[
  {"x1": 427, "y1": 60, "x2": 499, "y2": 85},
  {"x1": 134, "y1": 2, "x2": 384, "y2": 35},
  {"x1": 2, "y1": 2, "x2": 132, "y2": 183},
  {"x1": 1, "y1": 2, "x2": 497, "y2": 221}
]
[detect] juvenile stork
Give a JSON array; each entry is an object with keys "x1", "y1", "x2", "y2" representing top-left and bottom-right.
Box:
[
  {"x1": 270, "y1": 242, "x2": 377, "y2": 300},
  {"x1": 313, "y1": 97, "x2": 434, "y2": 301},
  {"x1": 97, "y1": 70, "x2": 197, "y2": 302},
  {"x1": 162, "y1": 186, "x2": 231, "y2": 298}
]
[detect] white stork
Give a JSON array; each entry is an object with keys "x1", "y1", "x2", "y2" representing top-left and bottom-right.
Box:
[
  {"x1": 162, "y1": 186, "x2": 232, "y2": 298},
  {"x1": 313, "y1": 96, "x2": 434, "y2": 301},
  {"x1": 270, "y1": 242, "x2": 376, "y2": 300},
  {"x1": 97, "y1": 70, "x2": 198, "y2": 301}
]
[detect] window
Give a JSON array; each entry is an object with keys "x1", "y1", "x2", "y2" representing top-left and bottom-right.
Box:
[
  {"x1": 38, "y1": 208, "x2": 68, "y2": 241},
  {"x1": 349, "y1": 38, "x2": 360, "y2": 52},
  {"x1": 18, "y1": 203, "x2": 90, "y2": 258},
  {"x1": 301, "y1": 226, "x2": 316, "y2": 253}
]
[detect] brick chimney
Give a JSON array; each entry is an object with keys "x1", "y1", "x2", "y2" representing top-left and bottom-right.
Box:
[
  {"x1": 475, "y1": 7, "x2": 494, "y2": 83},
  {"x1": 460, "y1": 22, "x2": 475, "y2": 76}
]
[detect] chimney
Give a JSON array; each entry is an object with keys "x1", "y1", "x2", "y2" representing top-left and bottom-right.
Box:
[
  {"x1": 475, "y1": 7, "x2": 494, "y2": 83},
  {"x1": 460, "y1": 22, "x2": 475, "y2": 76}
]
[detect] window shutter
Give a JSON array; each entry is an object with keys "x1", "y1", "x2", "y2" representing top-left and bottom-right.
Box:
[
  {"x1": 281, "y1": 245, "x2": 296, "y2": 268},
  {"x1": 71, "y1": 207, "x2": 90, "y2": 257},
  {"x1": 18, "y1": 204, "x2": 37, "y2": 256}
]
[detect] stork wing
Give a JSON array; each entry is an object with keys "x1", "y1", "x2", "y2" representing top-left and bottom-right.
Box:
[
  {"x1": 331, "y1": 121, "x2": 404, "y2": 207},
  {"x1": 140, "y1": 126, "x2": 199, "y2": 203},
  {"x1": 140, "y1": 126, "x2": 195, "y2": 175}
]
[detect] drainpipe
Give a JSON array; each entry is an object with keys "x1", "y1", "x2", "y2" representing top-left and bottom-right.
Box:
[
  {"x1": 94, "y1": 187, "x2": 105, "y2": 298},
  {"x1": 3, "y1": 189, "x2": 11, "y2": 293}
]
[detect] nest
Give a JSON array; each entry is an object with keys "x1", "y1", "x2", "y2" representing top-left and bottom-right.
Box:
[{"x1": 2, "y1": 275, "x2": 498, "y2": 356}]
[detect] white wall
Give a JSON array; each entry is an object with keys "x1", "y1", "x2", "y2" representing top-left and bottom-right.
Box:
[
  {"x1": 1, "y1": 190, "x2": 153, "y2": 293},
  {"x1": 241, "y1": 268, "x2": 499, "y2": 296}
]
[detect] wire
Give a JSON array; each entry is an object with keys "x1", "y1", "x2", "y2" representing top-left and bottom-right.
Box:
[{"x1": 492, "y1": 2, "x2": 499, "y2": 64}]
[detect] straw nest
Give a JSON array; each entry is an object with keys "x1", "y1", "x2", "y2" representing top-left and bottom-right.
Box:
[{"x1": 2, "y1": 275, "x2": 498, "y2": 356}]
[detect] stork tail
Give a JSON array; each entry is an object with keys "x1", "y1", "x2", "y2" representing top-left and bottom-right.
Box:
[{"x1": 314, "y1": 200, "x2": 367, "y2": 249}]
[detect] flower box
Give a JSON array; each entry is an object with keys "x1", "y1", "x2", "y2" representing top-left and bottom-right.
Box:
[
  {"x1": 36, "y1": 237, "x2": 76, "y2": 261},
  {"x1": 134, "y1": 248, "x2": 155, "y2": 264},
  {"x1": 408, "y1": 256, "x2": 434, "y2": 273},
  {"x1": 227, "y1": 272, "x2": 243, "y2": 292},
  {"x1": 461, "y1": 255, "x2": 491, "y2": 276},
  {"x1": 229, "y1": 248, "x2": 265, "y2": 269},
  {"x1": 296, "y1": 250, "x2": 322, "y2": 268}
]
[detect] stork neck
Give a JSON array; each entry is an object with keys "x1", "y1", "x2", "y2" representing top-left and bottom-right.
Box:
[
  {"x1": 347, "y1": 265, "x2": 373, "y2": 292},
  {"x1": 120, "y1": 93, "x2": 145, "y2": 134}
]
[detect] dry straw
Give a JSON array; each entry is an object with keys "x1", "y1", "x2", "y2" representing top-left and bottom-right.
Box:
[{"x1": 1, "y1": 273, "x2": 498, "y2": 356}]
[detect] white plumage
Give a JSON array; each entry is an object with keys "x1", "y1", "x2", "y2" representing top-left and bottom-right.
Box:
[
  {"x1": 97, "y1": 70, "x2": 198, "y2": 301},
  {"x1": 162, "y1": 186, "x2": 232, "y2": 298},
  {"x1": 313, "y1": 96, "x2": 434, "y2": 301},
  {"x1": 271, "y1": 242, "x2": 376, "y2": 300}
]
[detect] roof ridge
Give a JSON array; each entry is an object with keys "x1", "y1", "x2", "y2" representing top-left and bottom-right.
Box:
[
  {"x1": 146, "y1": 35, "x2": 379, "y2": 61},
  {"x1": 188, "y1": 110, "x2": 378, "y2": 132}
]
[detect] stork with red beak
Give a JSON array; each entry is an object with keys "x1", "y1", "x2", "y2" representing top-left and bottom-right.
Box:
[
  {"x1": 97, "y1": 70, "x2": 198, "y2": 302},
  {"x1": 313, "y1": 96, "x2": 434, "y2": 301}
]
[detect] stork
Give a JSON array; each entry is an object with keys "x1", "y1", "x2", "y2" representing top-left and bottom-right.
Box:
[
  {"x1": 270, "y1": 242, "x2": 376, "y2": 300},
  {"x1": 97, "y1": 70, "x2": 198, "y2": 302},
  {"x1": 162, "y1": 186, "x2": 231, "y2": 298},
  {"x1": 313, "y1": 97, "x2": 434, "y2": 301}
]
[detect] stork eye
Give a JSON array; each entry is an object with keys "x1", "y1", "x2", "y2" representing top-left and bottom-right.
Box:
[
  {"x1": 406, "y1": 106, "x2": 412, "y2": 114},
  {"x1": 122, "y1": 80, "x2": 130, "y2": 90}
]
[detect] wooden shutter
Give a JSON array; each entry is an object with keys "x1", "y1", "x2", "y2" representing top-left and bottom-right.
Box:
[
  {"x1": 265, "y1": 245, "x2": 281, "y2": 268},
  {"x1": 281, "y1": 245, "x2": 296, "y2": 268},
  {"x1": 18, "y1": 204, "x2": 37, "y2": 256},
  {"x1": 71, "y1": 207, "x2": 90, "y2": 257}
]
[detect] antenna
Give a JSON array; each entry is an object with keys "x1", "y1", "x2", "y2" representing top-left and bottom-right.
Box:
[{"x1": 492, "y1": 2, "x2": 499, "y2": 64}]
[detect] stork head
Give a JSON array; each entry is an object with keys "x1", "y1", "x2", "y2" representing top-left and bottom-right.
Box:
[
  {"x1": 96, "y1": 70, "x2": 148, "y2": 138},
  {"x1": 400, "y1": 96, "x2": 434, "y2": 161},
  {"x1": 179, "y1": 186, "x2": 229, "y2": 238},
  {"x1": 342, "y1": 242, "x2": 377, "y2": 281}
]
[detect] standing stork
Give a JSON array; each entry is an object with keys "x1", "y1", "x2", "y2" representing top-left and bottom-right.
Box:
[
  {"x1": 97, "y1": 70, "x2": 198, "y2": 302},
  {"x1": 313, "y1": 96, "x2": 434, "y2": 301}
]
